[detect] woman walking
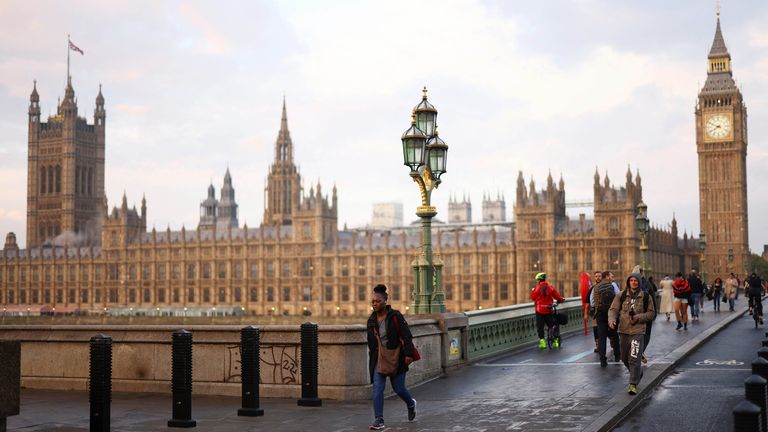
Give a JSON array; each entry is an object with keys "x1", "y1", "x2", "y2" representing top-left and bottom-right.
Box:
[
  {"x1": 725, "y1": 273, "x2": 739, "y2": 312},
  {"x1": 658, "y1": 275, "x2": 675, "y2": 321},
  {"x1": 673, "y1": 272, "x2": 691, "y2": 330},
  {"x1": 367, "y1": 284, "x2": 417, "y2": 430},
  {"x1": 711, "y1": 277, "x2": 723, "y2": 311}
]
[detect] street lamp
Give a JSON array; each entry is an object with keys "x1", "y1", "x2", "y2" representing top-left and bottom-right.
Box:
[
  {"x1": 400, "y1": 87, "x2": 449, "y2": 314},
  {"x1": 698, "y1": 232, "x2": 707, "y2": 282},
  {"x1": 635, "y1": 201, "x2": 650, "y2": 272}
]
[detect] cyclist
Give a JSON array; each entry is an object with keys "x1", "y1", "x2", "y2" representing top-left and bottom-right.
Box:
[
  {"x1": 747, "y1": 272, "x2": 765, "y2": 325},
  {"x1": 531, "y1": 272, "x2": 565, "y2": 349}
]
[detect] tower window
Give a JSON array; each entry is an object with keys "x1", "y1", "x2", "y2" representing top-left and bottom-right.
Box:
[
  {"x1": 40, "y1": 169, "x2": 46, "y2": 194},
  {"x1": 55, "y1": 165, "x2": 61, "y2": 193},
  {"x1": 47, "y1": 166, "x2": 54, "y2": 193}
]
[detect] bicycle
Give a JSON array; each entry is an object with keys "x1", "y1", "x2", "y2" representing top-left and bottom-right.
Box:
[
  {"x1": 751, "y1": 294, "x2": 763, "y2": 329},
  {"x1": 546, "y1": 302, "x2": 563, "y2": 349}
]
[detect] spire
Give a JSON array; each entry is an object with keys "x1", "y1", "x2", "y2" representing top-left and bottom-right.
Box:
[
  {"x1": 30, "y1": 80, "x2": 39, "y2": 103},
  {"x1": 709, "y1": 14, "x2": 729, "y2": 59},
  {"x1": 274, "y1": 96, "x2": 293, "y2": 163},
  {"x1": 626, "y1": 164, "x2": 632, "y2": 183},
  {"x1": 96, "y1": 83, "x2": 104, "y2": 105},
  {"x1": 121, "y1": 191, "x2": 128, "y2": 210},
  {"x1": 224, "y1": 166, "x2": 232, "y2": 184}
]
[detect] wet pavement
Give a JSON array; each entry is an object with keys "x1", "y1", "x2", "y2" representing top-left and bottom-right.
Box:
[
  {"x1": 7, "y1": 302, "x2": 748, "y2": 431},
  {"x1": 615, "y1": 303, "x2": 764, "y2": 432}
]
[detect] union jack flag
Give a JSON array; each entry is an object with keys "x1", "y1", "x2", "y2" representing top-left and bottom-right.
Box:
[{"x1": 69, "y1": 40, "x2": 84, "y2": 55}]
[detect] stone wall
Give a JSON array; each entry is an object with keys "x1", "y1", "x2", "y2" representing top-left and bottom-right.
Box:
[{"x1": 0, "y1": 320, "x2": 443, "y2": 400}]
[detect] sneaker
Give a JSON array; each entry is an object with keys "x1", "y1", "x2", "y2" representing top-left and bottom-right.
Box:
[
  {"x1": 538, "y1": 339, "x2": 546, "y2": 349},
  {"x1": 628, "y1": 384, "x2": 637, "y2": 395},
  {"x1": 600, "y1": 357, "x2": 608, "y2": 368},
  {"x1": 369, "y1": 417, "x2": 385, "y2": 430},
  {"x1": 676, "y1": 322, "x2": 682, "y2": 330},
  {"x1": 408, "y1": 399, "x2": 417, "y2": 421},
  {"x1": 641, "y1": 354, "x2": 648, "y2": 364},
  {"x1": 684, "y1": 323, "x2": 688, "y2": 331},
  {"x1": 553, "y1": 338, "x2": 560, "y2": 349}
]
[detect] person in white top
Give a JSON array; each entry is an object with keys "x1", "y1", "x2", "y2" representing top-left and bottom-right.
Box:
[{"x1": 658, "y1": 275, "x2": 675, "y2": 320}]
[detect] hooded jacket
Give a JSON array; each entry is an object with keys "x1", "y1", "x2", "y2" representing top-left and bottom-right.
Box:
[
  {"x1": 608, "y1": 273, "x2": 657, "y2": 335},
  {"x1": 673, "y1": 278, "x2": 691, "y2": 298}
]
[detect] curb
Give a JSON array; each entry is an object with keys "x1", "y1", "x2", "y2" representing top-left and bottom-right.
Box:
[{"x1": 582, "y1": 308, "x2": 748, "y2": 432}]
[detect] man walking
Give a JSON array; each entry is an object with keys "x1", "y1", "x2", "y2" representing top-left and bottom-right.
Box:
[
  {"x1": 592, "y1": 270, "x2": 620, "y2": 367},
  {"x1": 688, "y1": 270, "x2": 704, "y2": 321},
  {"x1": 609, "y1": 272, "x2": 656, "y2": 395}
]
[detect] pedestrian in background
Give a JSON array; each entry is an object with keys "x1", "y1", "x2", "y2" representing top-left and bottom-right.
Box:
[
  {"x1": 688, "y1": 270, "x2": 704, "y2": 321},
  {"x1": 711, "y1": 277, "x2": 723, "y2": 311},
  {"x1": 658, "y1": 275, "x2": 675, "y2": 321},
  {"x1": 366, "y1": 284, "x2": 417, "y2": 430},
  {"x1": 609, "y1": 273, "x2": 656, "y2": 395},
  {"x1": 673, "y1": 272, "x2": 691, "y2": 330},
  {"x1": 724, "y1": 274, "x2": 738, "y2": 311},
  {"x1": 592, "y1": 270, "x2": 620, "y2": 367}
]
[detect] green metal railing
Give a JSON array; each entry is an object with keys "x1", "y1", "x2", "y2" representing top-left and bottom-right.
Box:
[{"x1": 465, "y1": 297, "x2": 585, "y2": 361}]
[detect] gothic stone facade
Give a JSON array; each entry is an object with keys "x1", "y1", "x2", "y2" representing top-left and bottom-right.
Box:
[{"x1": 3, "y1": 18, "x2": 742, "y2": 315}]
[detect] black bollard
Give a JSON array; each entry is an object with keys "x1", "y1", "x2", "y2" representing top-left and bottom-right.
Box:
[
  {"x1": 297, "y1": 322, "x2": 322, "y2": 407},
  {"x1": 734, "y1": 400, "x2": 763, "y2": 432},
  {"x1": 754, "y1": 357, "x2": 768, "y2": 381},
  {"x1": 168, "y1": 330, "x2": 196, "y2": 428},
  {"x1": 89, "y1": 334, "x2": 112, "y2": 432},
  {"x1": 238, "y1": 326, "x2": 264, "y2": 417},
  {"x1": 759, "y1": 348, "x2": 768, "y2": 361},
  {"x1": 745, "y1": 375, "x2": 768, "y2": 432}
]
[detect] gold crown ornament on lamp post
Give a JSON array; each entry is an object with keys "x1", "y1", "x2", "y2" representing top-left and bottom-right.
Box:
[{"x1": 400, "y1": 87, "x2": 449, "y2": 314}]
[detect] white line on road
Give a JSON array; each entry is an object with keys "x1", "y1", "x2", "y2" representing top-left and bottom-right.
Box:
[
  {"x1": 518, "y1": 358, "x2": 532, "y2": 364},
  {"x1": 559, "y1": 349, "x2": 595, "y2": 363}
]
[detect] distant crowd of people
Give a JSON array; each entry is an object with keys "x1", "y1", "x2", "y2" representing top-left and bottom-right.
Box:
[{"x1": 531, "y1": 265, "x2": 767, "y2": 396}]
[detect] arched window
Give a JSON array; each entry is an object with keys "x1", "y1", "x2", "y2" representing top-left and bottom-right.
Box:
[
  {"x1": 88, "y1": 168, "x2": 93, "y2": 196},
  {"x1": 39, "y1": 225, "x2": 46, "y2": 240},
  {"x1": 47, "y1": 166, "x2": 54, "y2": 193},
  {"x1": 55, "y1": 165, "x2": 61, "y2": 193},
  {"x1": 75, "y1": 167, "x2": 80, "y2": 195},
  {"x1": 40, "y1": 168, "x2": 46, "y2": 194}
]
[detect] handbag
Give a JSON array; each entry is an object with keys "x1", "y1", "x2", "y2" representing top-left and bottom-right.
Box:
[
  {"x1": 722, "y1": 295, "x2": 728, "y2": 303},
  {"x1": 393, "y1": 315, "x2": 421, "y2": 361},
  {"x1": 376, "y1": 334, "x2": 401, "y2": 376}
]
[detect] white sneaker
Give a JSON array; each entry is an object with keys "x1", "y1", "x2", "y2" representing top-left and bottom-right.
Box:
[{"x1": 408, "y1": 399, "x2": 417, "y2": 421}]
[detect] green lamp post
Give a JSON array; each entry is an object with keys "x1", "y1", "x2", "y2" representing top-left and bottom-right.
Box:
[
  {"x1": 401, "y1": 87, "x2": 448, "y2": 314},
  {"x1": 635, "y1": 201, "x2": 650, "y2": 273},
  {"x1": 698, "y1": 232, "x2": 707, "y2": 283}
]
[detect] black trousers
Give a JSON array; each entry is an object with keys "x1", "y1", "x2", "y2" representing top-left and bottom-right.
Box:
[
  {"x1": 596, "y1": 312, "x2": 620, "y2": 361},
  {"x1": 536, "y1": 313, "x2": 556, "y2": 339},
  {"x1": 643, "y1": 320, "x2": 653, "y2": 352}
]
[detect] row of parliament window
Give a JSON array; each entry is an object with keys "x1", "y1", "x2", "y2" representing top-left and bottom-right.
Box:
[
  {"x1": 0, "y1": 282, "x2": 516, "y2": 305},
  {"x1": 38, "y1": 165, "x2": 94, "y2": 196},
  {"x1": 0, "y1": 253, "x2": 515, "y2": 284}
]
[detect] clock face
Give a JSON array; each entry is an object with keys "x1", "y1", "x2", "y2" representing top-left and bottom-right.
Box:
[{"x1": 705, "y1": 114, "x2": 732, "y2": 140}]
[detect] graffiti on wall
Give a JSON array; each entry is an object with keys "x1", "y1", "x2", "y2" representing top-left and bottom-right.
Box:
[{"x1": 225, "y1": 344, "x2": 299, "y2": 385}]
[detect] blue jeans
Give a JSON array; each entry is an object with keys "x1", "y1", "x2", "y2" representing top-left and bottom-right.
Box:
[
  {"x1": 713, "y1": 292, "x2": 721, "y2": 311},
  {"x1": 372, "y1": 360, "x2": 414, "y2": 420},
  {"x1": 690, "y1": 293, "x2": 701, "y2": 317}
]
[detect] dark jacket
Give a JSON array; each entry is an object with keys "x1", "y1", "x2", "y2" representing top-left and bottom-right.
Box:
[
  {"x1": 748, "y1": 273, "x2": 764, "y2": 296},
  {"x1": 366, "y1": 306, "x2": 415, "y2": 382},
  {"x1": 688, "y1": 275, "x2": 704, "y2": 294}
]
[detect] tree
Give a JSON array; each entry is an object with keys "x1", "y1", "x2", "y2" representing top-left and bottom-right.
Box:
[{"x1": 749, "y1": 254, "x2": 768, "y2": 280}]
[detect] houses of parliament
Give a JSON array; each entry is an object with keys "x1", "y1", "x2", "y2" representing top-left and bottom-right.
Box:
[{"x1": 0, "y1": 16, "x2": 751, "y2": 316}]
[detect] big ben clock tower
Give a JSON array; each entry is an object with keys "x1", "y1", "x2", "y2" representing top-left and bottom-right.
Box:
[{"x1": 696, "y1": 12, "x2": 750, "y2": 276}]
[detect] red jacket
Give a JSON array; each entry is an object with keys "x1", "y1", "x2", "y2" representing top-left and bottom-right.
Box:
[
  {"x1": 531, "y1": 282, "x2": 565, "y2": 315},
  {"x1": 673, "y1": 279, "x2": 691, "y2": 298}
]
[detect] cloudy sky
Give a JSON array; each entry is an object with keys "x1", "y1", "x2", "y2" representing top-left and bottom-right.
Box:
[{"x1": 0, "y1": 0, "x2": 766, "y2": 251}]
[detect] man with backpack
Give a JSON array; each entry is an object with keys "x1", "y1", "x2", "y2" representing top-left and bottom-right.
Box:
[
  {"x1": 592, "y1": 270, "x2": 621, "y2": 367},
  {"x1": 609, "y1": 272, "x2": 657, "y2": 395},
  {"x1": 747, "y1": 272, "x2": 765, "y2": 324},
  {"x1": 531, "y1": 272, "x2": 565, "y2": 349}
]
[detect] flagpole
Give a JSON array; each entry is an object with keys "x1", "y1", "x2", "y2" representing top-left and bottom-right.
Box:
[{"x1": 67, "y1": 34, "x2": 70, "y2": 83}]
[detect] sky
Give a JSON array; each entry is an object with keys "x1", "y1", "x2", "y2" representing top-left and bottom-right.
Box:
[{"x1": 0, "y1": 0, "x2": 766, "y2": 251}]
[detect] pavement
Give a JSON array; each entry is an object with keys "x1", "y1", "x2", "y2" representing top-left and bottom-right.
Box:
[
  {"x1": 6, "y1": 300, "x2": 750, "y2": 431},
  {"x1": 614, "y1": 302, "x2": 766, "y2": 432}
]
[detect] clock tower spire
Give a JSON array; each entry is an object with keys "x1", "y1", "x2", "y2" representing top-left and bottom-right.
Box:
[{"x1": 695, "y1": 11, "x2": 749, "y2": 277}]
